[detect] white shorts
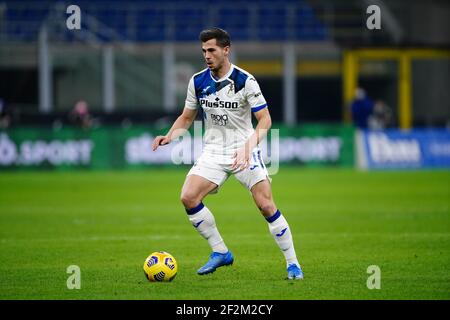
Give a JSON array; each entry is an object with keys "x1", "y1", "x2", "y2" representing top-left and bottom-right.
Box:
[{"x1": 187, "y1": 149, "x2": 271, "y2": 193}]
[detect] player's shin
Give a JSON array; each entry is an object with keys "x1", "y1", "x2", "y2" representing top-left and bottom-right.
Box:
[
  {"x1": 186, "y1": 202, "x2": 228, "y2": 254},
  {"x1": 266, "y1": 210, "x2": 299, "y2": 267}
]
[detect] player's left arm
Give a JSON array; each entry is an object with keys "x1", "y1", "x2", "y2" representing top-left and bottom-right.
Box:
[
  {"x1": 232, "y1": 75, "x2": 272, "y2": 170},
  {"x1": 247, "y1": 107, "x2": 272, "y2": 151},
  {"x1": 232, "y1": 108, "x2": 272, "y2": 170}
]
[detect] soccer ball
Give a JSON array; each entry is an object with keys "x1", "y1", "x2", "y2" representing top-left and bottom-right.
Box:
[{"x1": 143, "y1": 251, "x2": 178, "y2": 282}]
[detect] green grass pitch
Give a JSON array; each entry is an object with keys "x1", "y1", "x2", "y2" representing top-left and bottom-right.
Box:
[{"x1": 0, "y1": 168, "x2": 449, "y2": 299}]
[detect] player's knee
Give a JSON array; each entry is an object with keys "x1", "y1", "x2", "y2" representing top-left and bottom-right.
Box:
[
  {"x1": 180, "y1": 192, "x2": 200, "y2": 209},
  {"x1": 258, "y1": 202, "x2": 277, "y2": 216}
]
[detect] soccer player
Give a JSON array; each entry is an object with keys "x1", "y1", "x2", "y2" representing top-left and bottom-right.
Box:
[{"x1": 152, "y1": 28, "x2": 303, "y2": 280}]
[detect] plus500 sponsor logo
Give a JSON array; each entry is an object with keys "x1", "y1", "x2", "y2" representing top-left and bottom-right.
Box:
[{"x1": 199, "y1": 98, "x2": 238, "y2": 109}]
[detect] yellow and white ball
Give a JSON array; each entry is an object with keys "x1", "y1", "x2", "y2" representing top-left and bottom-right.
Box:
[{"x1": 143, "y1": 251, "x2": 178, "y2": 282}]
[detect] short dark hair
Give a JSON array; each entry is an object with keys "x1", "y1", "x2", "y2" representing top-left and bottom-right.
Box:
[{"x1": 199, "y1": 28, "x2": 231, "y2": 47}]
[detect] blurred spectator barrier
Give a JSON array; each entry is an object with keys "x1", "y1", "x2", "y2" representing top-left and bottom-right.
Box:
[
  {"x1": 0, "y1": 124, "x2": 354, "y2": 169},
  {"x1": 356, "y1": 128, "x2": 450, "y2": 169}
]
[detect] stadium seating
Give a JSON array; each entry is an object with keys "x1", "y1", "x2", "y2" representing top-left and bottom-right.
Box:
[{"x1": 1, "y1": 0, "x2": 328, "y2": 42}]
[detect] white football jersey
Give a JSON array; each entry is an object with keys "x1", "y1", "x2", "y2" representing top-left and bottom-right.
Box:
[{"x1": 185, "y1": 64, "x2": 267, "y2": 157}]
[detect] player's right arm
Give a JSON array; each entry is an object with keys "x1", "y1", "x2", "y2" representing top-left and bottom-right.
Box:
[
  {"x1": 152, "y1": 107, "x2": 198, "y2": 151},
  {"x1": 153, "y1": 75, "x2": 199, "y2": 151}
]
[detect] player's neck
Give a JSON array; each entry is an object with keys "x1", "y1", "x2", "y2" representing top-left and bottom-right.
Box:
[{"x1": 212, "y1": 60, "x2": 232, "y2": 80}]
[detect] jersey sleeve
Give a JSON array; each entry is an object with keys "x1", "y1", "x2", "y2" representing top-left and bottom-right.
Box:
[
  {"x1": 184, "y1": 76, "x2": 198, "y2": 110},
  {"x1": 245, "y1": 77, "x2": 267, "y2": 113}
]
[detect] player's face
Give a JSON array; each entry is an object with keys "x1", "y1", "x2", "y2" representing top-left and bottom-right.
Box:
[{"x1": 201, "y1": 39, "x2": 229, "y2": 73}]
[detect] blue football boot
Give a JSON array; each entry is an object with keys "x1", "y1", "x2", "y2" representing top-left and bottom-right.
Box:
[
  {"x1": 287, "y1": 263, "x2": 304, "y2": 280},
  {"x1": 197, "y1": 251, "x2": 234, "y2": 275}
]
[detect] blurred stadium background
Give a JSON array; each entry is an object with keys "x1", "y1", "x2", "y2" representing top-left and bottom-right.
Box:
[
  {"x1": 0, "y1": 0, "x2": 449, "y2": 170},
  {"x1": 0, "y1": 0, "x2": 450, "y2": 300}
]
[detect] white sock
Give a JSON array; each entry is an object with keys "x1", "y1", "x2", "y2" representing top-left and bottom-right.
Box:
[
  {"x1": 186, "y1": 202, "x2": 228, "y2": 254},
  {"x1": 266, "y1": 210, "x2": 299, "y2": 267}
]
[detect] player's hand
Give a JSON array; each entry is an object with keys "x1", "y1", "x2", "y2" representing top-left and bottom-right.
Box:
[
  {"x1": 152, "y1": 135, "x2": 170, "y2": 151},
  {"x1": 231, "y1": 146, "x2": 251, "y2": 171}
]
